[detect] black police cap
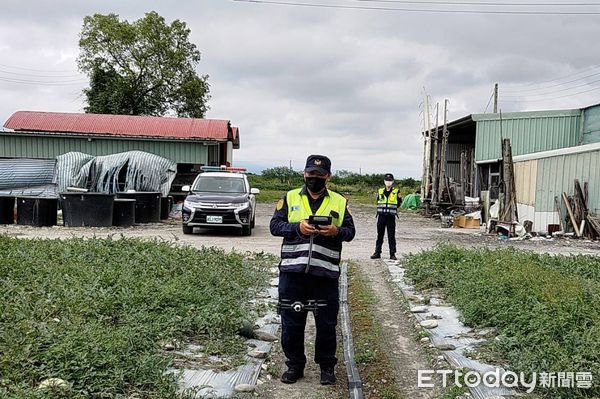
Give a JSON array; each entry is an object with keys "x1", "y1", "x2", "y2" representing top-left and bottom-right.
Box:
[
  {"x1": 304, "y1": 155, "x2": 331, "y2": 175},
  {"x1": 384, "y1": 173, "x2": 394, "y2": 181}
]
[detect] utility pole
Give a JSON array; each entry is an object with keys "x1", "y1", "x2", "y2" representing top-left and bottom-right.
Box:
[
  {"x1": 493, "y1": 83, "x2": 499, "y2": 113},
  {"x1": 438, "y1": 99, "x2": 449, "y2": 203},
  {"x1": 431, "y1": 103, "x2": 440, "y2": 205},
  {"x1": 421, "y1": 92, "x2": 433, "y2": 201}
]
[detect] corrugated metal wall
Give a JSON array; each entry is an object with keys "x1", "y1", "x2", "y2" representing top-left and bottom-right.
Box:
[
  {"x1": 445, "y1": 143, "x2": 474, "y2": 182},
  {"x1": 0, "y1": 134, "x2": 212, "y2": 164},
  {"x1": 534, "y1": 149, "x2": 600, "y2": 214},
  {"x1": 473, "y1": 110, "x2": 581, "y2": 161},
  {"x1": 514, "y1": 160, "x2": 537, "y2": 206},
  {"x1": 583, "y1": 104, "x2": 600, "y2": 145}
]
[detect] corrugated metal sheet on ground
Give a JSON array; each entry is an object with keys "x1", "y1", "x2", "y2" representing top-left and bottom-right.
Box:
[
  {"x1": 387, "y1": 261, "x2": 516, "y2": 399},
  {"x1": 473, "y1": 110, "x2": 581, "y2": 162},
  {"x1": 4, "y1": 111, "x2": 232, "y2": 141}
]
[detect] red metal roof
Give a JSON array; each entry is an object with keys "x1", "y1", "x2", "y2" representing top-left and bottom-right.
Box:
[
  {"x1": 231, "y1": 126, "x2": 240, "y2": 149},
  {"x1": 3, "y1": 111, "x2": 233, "y2": 141}
]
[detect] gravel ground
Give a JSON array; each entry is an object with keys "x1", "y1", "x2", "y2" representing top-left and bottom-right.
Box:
[{"x1": 2, "y1": 202, "x2": 598, "y2": 257}]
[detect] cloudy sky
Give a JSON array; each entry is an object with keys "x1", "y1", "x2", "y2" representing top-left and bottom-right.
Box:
[{"x1": 1, "y1": 0, "x2": 599, "y2": 177}]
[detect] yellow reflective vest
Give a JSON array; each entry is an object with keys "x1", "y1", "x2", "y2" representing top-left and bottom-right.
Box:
[
  {"x1": 287, "y1": 188, "x2": 346, "y2": 226},
  {"x1": 377, "y1": 187, "x2": 399, "y2": 215},
  {"x1": 280, "y1": 188, "x2": 347, "y2": 278}
]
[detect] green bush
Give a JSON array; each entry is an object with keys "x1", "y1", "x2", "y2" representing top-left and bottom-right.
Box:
[
  {"x1": 248, "y1": 169, "x2": 421, "y2": 206},
  {"x1": 0, "y1": 237, "x2": 272, "y2": 398},
  {"x1": 404, "y1": 245, "x2": 600, "y2": 398}
]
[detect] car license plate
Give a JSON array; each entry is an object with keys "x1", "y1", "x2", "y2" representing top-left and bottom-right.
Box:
[{"x1": 207, "y1": 215, "x2": 223, "y2": 223}]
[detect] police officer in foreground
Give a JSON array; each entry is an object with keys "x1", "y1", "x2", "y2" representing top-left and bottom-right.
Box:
[
  {"x1": 270, "y1": 155, "x2": 356, "y2": 385},
  {"x1": 371, "y1": 173, "x2": 402, "y2": 260}
]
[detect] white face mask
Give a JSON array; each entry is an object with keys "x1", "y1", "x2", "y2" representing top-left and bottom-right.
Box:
[{"x1": 384, "y1": 181, "x2": 393, "y2": 188}]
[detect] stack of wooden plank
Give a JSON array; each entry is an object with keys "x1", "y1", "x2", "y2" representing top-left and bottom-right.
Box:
[{"x1": 561, "y1": 179, "x2": 599, "y2": 239}]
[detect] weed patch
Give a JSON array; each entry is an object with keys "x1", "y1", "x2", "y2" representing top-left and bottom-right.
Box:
[
  {"x1": 404, "y1": 244, "x2": 600, "y2": 398},
  {"x1": 0, "y1": 236, "x2": 273, "y2": 398},
  {"x1": 347, "y1": 263, "x2": 402, "y2": 399}
]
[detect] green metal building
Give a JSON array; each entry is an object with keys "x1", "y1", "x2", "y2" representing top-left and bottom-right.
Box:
[
  {"x1": 1, "y1": 111, "x2": 241, "y2": 194},
  {"x1": 473, "y1": 109, "x2": 582, "y2": 162},
  {"x1": 428, "y1": 103, "x2": 600, "y2": 232}
]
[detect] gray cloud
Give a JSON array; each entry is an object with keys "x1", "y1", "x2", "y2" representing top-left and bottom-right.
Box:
[{"x1": 1, "y1": 0, "x2": 599, "y2": 178}]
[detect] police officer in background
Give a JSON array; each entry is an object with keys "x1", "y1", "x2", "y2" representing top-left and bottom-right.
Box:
[
  {"x1": 371, "y1": 173, "x2": 402, "y2": 260},
  {"x1": 270, "y1": 155, "x2": 355, "y2": 385}
]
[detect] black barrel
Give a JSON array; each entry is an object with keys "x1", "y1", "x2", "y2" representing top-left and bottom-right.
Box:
[
  {"x1": 0, "y1": 196, "x2": 15, "y2": 224},
  {"x1": 116, "y1": 192, "x2": 161, "y2": 223},
  {"x1": 60, "y1": 193, "x2": 115, "y2": 227},
  {"x1": 113, "y1": 199, "x2": 136, "y2": 227},
  {"x1": 16, "y1": 197, "x2": 58, "y2": 227},
  {"x1": 160, "y1": 196, "x2": 173, "y2": 220}
]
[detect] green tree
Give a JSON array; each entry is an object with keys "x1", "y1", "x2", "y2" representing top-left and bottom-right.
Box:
[
  {"x1": 78, "y1": 11, "x2": 210, "y2": 117},
  {"x1": 261, "y1": 167, "x2": 302, "y2": 184}
]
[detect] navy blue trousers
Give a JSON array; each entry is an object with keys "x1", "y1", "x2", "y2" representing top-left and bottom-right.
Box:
[
  {"x1": 375, "y1": 214, "x2": 397, "y2": 255},
  {"x1": 278, "y1": 271, "x2": 339, "y2": 370}
]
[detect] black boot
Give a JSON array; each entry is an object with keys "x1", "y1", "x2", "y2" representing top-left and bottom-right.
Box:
[
  {"x1": 320, "y1": 367, "x2": 336, "y2": 385},
  {"x1": 390, "y1": 254, "x2": 397, "y2": 260},
  {"x1": 281, "y1": 367, "x2": 304, "y2": 384},
  {"x1": 370, "y1": 252, "x2": 381, "y2": 259}
]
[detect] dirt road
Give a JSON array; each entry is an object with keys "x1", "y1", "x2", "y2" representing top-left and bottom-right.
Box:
[
  {"x1": 2, "y1": 203, "x2": 598, "y2": 398},
  {"x1": 3, "y1": 202, "x2": 597, "y2": 257}
]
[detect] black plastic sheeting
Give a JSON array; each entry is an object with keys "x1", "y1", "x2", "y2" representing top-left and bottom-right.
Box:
[{"x1": 340, "y1": 263, "x2": 364, "y2": 399}]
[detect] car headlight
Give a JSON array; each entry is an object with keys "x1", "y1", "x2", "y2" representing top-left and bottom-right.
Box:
[
  {"x1": 235, "y1": 202, "x2": 250, "y2": 211},
  {"x1": 183, "y1": 200, "x2": 197, "y2": 210}
]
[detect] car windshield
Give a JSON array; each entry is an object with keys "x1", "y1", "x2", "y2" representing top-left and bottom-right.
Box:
[{"x1": 193, "y1": 176, "x2": 246, "y2": 193}]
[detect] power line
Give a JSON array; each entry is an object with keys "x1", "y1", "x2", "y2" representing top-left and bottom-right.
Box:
[
  {"x1": 232, "y1": 0, "x2": 600, "y2": 14},
  {"x1": 0, "y1": 68, "x2": 83, "y2": 79},
  {"x1": 502, "y1": 64, "x2": 600, "y2": 89},
  {"x1": 502, "y1": 71, "x2": 600, "y2": 93},
  {"x1": 502, "y1": 77, "x2": 600, "y2": 98},
  {"x1": 483, "y1": 89, "x2": 495, "y2": 113},
  {"x1": 357, "y1": 0, "x2": 600, "y2": 6},
  {"x1": 501, "y1": 85, "x2": 600, "y2": 102},
  {"x1": 0, "y1": 76, "x2": 87, "y2": 86},
  {"x1": 0, "y1": 62, "x2": 78, "y2": 74}
]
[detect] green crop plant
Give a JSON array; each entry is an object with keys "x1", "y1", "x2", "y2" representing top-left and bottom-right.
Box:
[
  {"x1": 0, "y1": 236, "x2": 273, "y2": 398},
  {"x1": 404, "y1": 244, "x2": 600, "y2": 399}
]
